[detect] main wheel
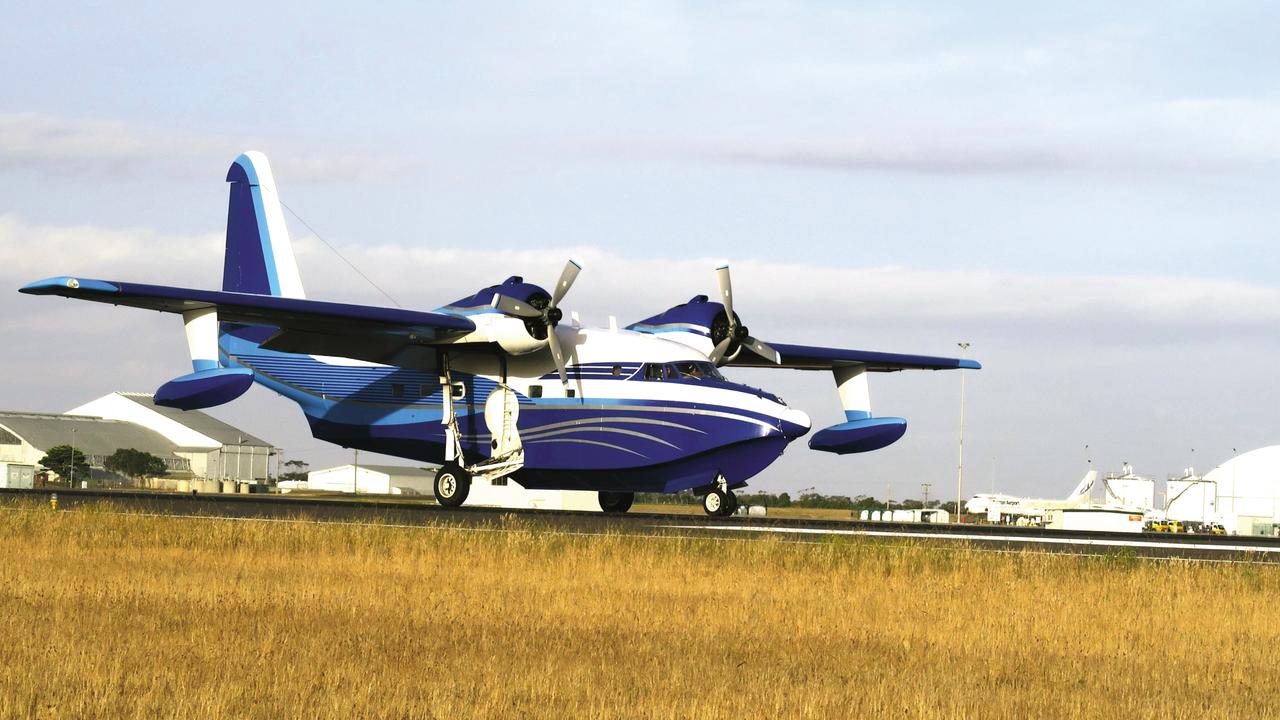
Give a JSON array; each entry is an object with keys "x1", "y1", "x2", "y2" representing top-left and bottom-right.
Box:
[
  {"x1": 703, "y1": 488, "x2": 730, "y2": 517},
  {"x1": 598, "y1": 491, "x2": 634, "y2": 513},
  {"x1": 433, "y1": 463, "x2": 471, "y2": 507},
  {"x1": 724, "y1": 490, "x2": 739, "y2": 516}
]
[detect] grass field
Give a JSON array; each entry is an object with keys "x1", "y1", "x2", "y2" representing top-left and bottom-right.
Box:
[{"x1": 2, "y1": 499, "x2": 1278, "y2": 719}]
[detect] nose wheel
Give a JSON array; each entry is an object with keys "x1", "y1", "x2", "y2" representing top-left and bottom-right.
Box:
[{"x1": 702, "y1": 488, "x2": 739, "y2": 517}]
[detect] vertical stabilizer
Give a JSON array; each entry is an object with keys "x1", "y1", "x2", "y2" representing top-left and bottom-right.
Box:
[
  {"x1": 1066, "y1": 470, "x2": 1098, "y2": 504},
  {"x1": 223, "y1": 151, "x2": 305, "y2": 298}
]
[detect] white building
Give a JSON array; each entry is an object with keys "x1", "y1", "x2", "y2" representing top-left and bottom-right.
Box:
[
  {"x1": 1102, "y1": 472, "x2": 1156, "y2": 511},
  {"x1": 467, "y1": 476, "x2": 602, "y2": 511},
  {"x1": 1045, "y1": 507, "x2": 1144, "y2": 533},
  {"x1": 300, "y1": 463, "x2": 601, "y2": 510},
  {"x1": 0, "y1": 411, "x2": 187, "y2": 480},
  {"x1": 69, "y1": 392, "x2": 273, "y2": 482},
  {"x1": 1166, "y1": 447, "x2": 1280, "y2": 535},
  {"x1": 305, "y1": 464, "x2": 436, "y2": 495}
]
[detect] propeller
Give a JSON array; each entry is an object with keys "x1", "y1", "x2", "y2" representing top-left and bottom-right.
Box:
[
  {"x1": 491, "y1": 260, "x2": 582, "y2": 388},
  {"x1": 707, "y1": 264, "x2": 780, "y2": 366}
]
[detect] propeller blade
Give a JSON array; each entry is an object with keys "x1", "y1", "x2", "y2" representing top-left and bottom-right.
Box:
[
  {"x1": 491, "y1": 294, "x2": 542, "y2": 319},
  {"x1": 742, "y1": 336, "x2": 781, "y2": 365},
  {"x1": 715, "y1": 264, "x2": 735, "y2": 330},
  {"x1": 707, "y1": 334, "x2": 734, "y2": 365},
  {"x1": 547, "y1": 326, "x2": 570, "y2": 388},
  {"x1": 551, "y1": 259, "x2": 582, "y2": 308}
]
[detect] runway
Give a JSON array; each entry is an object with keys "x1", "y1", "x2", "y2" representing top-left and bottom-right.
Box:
[{"x1": 5, "y1": 487, "x2": 1280, "y2": 562}]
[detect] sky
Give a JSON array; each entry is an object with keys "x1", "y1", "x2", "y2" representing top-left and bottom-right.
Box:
[{"x1": 1, "y1": 1, "x2": 1278, "y2": 501}]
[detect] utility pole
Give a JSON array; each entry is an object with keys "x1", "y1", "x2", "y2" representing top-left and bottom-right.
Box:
[
  {"x1": 69, "y1": 427, "x2": 76, "y2": 488},
  {"x1": 921, "y1": 483, "x2": 931, "y2": 508},
  {"x1": 956, "y1": 341, "x2": 970, "y2": 521}
]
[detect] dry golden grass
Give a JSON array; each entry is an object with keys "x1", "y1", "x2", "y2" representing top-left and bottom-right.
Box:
[{"x1": 1, "y1": 499, "x2": 1278, "y2": 720}]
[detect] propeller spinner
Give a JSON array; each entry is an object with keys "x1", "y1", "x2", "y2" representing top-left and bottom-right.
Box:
[
  {"x1": 491, "y1": 260, "x2": 582, "y2": 388},
  {"x1": 707, "y1": 265, "x2": 780, "y2": 366}
]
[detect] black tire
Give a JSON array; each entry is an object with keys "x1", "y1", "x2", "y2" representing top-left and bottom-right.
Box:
[
  {"x1": 598, "y1": 491, "x2": 634, "y2": 513},
  {"x1": 434, "y1": 463, "x2": 471, "y2": 507},
  {"x1": 724, "y1": 490, "x2": 739, "y2": 516},
  {"x1": 703, "y1": 488, "x2": 730, "y2": 517}
]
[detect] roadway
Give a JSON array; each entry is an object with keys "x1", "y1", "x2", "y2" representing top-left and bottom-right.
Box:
[{"x1": 4, "y1": 487, "x2": 1280, "y2": 562}]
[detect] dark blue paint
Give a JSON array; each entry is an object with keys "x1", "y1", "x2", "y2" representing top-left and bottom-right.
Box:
[
  {"x1": 18, "y1": 277, "x2": 476, "y2": 338},
  {"x1": 154, "y1": 368, "x2": 255, "y2": 410},
  {"x1": 809, "y1": 417, "x2": 907, "y2": 454},
  {"x1": 732, "y1": 342, "x2": 981, "y2": 371},
  {"x1": 222, "y1": 174, "x2": 272, "y2": 294}
]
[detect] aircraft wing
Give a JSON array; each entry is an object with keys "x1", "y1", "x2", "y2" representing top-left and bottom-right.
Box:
[
  {"x1": 727, "y1": 341, "x2": 981, "y2": 372},
  {"x1": 19, "y1": 276, "x2": 475, "y2": 342}
]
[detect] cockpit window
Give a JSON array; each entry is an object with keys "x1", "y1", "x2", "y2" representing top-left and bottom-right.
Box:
[
  {"x1": 671, "y1": 362, "x2": 725, "y2": 381},
  {"x1": 642, "y1": 361, "x2": 725, "y2": 382}
]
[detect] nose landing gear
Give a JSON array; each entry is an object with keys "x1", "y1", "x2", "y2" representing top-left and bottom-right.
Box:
[{"x1": 702, "y1": 476, "x2": 739, "y2": 517}]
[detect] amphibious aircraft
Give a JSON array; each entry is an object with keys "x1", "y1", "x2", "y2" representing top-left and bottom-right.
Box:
[{"x1": 20, "y1": 152, "x2": 979, "y2": 515}]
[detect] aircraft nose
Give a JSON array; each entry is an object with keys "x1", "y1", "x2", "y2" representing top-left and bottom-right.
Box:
[{"x1": 779, "y1": 407, "x2": 811, "y2": 439}]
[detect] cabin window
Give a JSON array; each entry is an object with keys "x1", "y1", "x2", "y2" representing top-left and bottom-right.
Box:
[
  {"x1": 566, "y1": 388, "x2": 575, "y2": 398},
  {"x1": 612, "y1": 365, "x2": 622, "y2": 376},
  {"x1": 644, "y1": 364, "x2": 664, "y2": 381},
  {"x1": 391, "y1": 383, "x2": 404, "y2": 398},
  {"x1": 528, "y1": 385, "x2": 543, "y2": 398},
  {"x1": 665, "y1": 364, "x2": 680, "y2": 380},
  {"x1": 450, "y1": 382, "x2": 466, "y2": 400}
]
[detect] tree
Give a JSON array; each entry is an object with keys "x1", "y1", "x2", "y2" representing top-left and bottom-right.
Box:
[
  {"x1": 280, "y1": 459, "x2": 309, "y2": 484},
  {"x1": 38, "y1": 445, "x2": 90, "y2": 485},
  {"x1": 103, "y1": 448, "x2": 168, "y2": 479}
]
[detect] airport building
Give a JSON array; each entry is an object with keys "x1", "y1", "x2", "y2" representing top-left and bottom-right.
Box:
[
  {"x1": 302, "y1": 464, "x2": 437, "y2": 495},
  {"x1": 69, "y1": 392, "x2": 274, "y2": 482},
  {"x1": 0, "y1": 393, "x2": 274, "y2": 485},
  {"x1": 298, "y1": 463, "x2": 602, "y2": 510},
  {"x1": 1167, "y1": 446, "x2": 1280, "y2": 535}
]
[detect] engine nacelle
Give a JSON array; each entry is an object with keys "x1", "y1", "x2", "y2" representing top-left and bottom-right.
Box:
[
  {"x1": 435, "y1": 276, "x2": 555, "y2": 355},
  {"x1": 482, "y1": 314, "x2": 550, "y2": 355},
  {"x1": 626, "y1": 295, "x2": 744, "y2": 360}
]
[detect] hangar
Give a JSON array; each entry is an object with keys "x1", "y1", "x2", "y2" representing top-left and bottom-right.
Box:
[
  {"x1": 1167, "y1": 446, "x2": 1280, "y2": 535},
  {"x1": 0, "y1": 392, "x2": 274, "y2": 485},
  {"x1": 302, "y1": 464, "x2": 437, "y2": 495},
  {"x1": 298, "y1": 463, "x2": 602, "y2": 510},
  {"x1": 0, "y1": 410, "x2": 187, "y2": 482},
  {"x1": 69, "y1": 392, "x2": 273, "y2": 482}
]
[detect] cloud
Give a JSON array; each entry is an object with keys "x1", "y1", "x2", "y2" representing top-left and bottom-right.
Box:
[
  {"x1": 4, "y1": 213, "x2": 1277, "y2": 347},
  {"x1": 0, "y1": 113, "x2": 408, "y2": 182}
]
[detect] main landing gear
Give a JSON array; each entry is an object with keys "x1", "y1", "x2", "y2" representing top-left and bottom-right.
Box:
[
  {"x1": 598, "y1": 491, "x2": 634, "y2": 513},
  {"x1": 434, "y1": 462, "x2": 472, "y2": 507},
  {"x1": 702, "y1": 487, "x2": 739, "y2": 517}
]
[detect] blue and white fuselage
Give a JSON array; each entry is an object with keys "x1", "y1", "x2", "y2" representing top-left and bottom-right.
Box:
[{"x1": 221, "y1": 317, "x2": 810, "y2": 493}]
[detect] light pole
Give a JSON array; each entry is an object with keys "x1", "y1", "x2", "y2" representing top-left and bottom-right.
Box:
[
  {"x1": 956, "y1": 341, "x2": 970, "y2": 521},
  {"x1": 921, "y1": 483, "x2": 931, "y2": 508}
]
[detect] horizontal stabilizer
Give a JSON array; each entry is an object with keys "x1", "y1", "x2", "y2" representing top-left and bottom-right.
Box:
[
  {"x1": 728, "y1": 342, "x2": 981, "y2": 372},
  {"x1": 20, "y1": 277, "x2": 475, "y2": 345}
]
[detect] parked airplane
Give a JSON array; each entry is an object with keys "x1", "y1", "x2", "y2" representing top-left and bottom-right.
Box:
[
  {"x1": 965, "y1": 471, "x2": 1099, "y2": 519},
  {"x1": 20, "y1": 152, "x2": 979, "y2": 515}
]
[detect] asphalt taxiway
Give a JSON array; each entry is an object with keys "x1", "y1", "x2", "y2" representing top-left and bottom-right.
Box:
[{"x1": 5, "y1": 487, "x2": 1279, "y2": 562}]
